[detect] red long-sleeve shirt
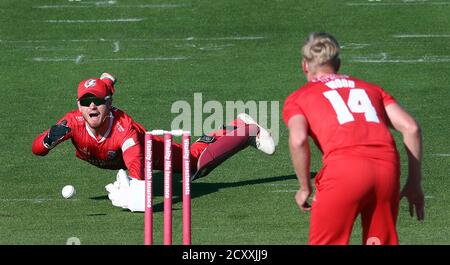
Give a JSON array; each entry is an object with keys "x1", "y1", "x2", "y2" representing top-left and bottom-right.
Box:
[
  {"x1": 32, "y1": 107, "x2": 146, "y2": 179},
  {"x1": 283, "y1": 74, "x2": 399, "y2": 164}
]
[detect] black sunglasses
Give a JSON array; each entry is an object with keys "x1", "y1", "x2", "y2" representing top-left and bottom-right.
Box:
[{"x1": 79, "y1": 97, "x2": 107, "y2": 107}]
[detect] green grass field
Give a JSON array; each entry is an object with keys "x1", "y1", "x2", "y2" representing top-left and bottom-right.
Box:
[{"x1": 0, "y1": 0, "x2": 449, "y2": 245}]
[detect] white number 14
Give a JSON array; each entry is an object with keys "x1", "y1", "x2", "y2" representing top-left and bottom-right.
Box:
[{"x1": 323, "y1": 89, "x2": 380, "y2": 125}]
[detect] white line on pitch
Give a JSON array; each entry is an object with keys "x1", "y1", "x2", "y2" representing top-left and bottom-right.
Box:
[
  {"x1": 68, "y1": 39, "x2": 108, "y2": 42},
  {"x1": 113, "y1": 41, "x2": 120, "y2": 53},
  {"x1": 351, "y1": 56, "x2": 450, "y2": 63},
  {"x1": 1, "y1": 39, "x2": 50, "y2": 43},
  {"x1": 341, "y1": 43, "x2": 370, "y2": 49},
  {"x1": 34, "y1": 3, "x2": 190, "y2": 9},
  {"x1": 347, "y1": 2, "x2": 450, "y2": 6},
  {"x1": 35, "y1": 5, "x2": 90, "y2": 8},
  {"x1": 32, "y1": 56, "x2": 189, "y2": 63},
  {"x1": 33, "y1": 57, "x2": 77, "y2": 62},
  {"x1": 198, "y1": 44, "x2": 235, "y2": 51},
  {"x1": 393, "y1": 34, "x2": 450, "y2": 38},
  {"x1": 0, "y1": 198, "x2": 53, "y2": 201},
  {"x1": 263, "y1": 183, "x2": 298, "y2": 186},
  {"x1": 1, "y1": 36, "x2": 265, "y2": 43},
  {"x1": 0, "y1": 198, "x2": 79, "y2": 202},
  {"x1": 81, "y1": 0, "x2": 117, "y2": 4},
  {"x1": 431, "y1": 153, "x2": 450, "y2": 157},
  {"x1": 121, "y1": 4, "x2": 191, "y2": 8},
  {"x1": 90, "y1": 57, "x2": 189, "y2": 61},
  {"x1": 14, "y1": 46, "x2": 85, "y2": 51},
  {"x1": 351, "y1": 59, "x2": 450, "y2": 63},
  {"x1": 128, "y1": 36, "x2": 265, "y2": 41},
  {"x1": 269, "y1": 190, "x2": 298, "y2": 193},
  {"x1": 45, "y1": 18, "x2": 145, "y2": 23},
  {"x1": 0, "y1": 39, "x2": 109, "y2": 43},
  {"x1": 197, "y1": 36, "x2": 265, "y2": 41}
]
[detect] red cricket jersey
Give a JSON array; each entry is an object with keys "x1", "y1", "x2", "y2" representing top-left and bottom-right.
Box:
[
  {"x1": 283, "y1": 74, "x2": 399, "y2": 164},
  {"x1": 32, "y1": 107, "x2": 146, "y2": 179}
]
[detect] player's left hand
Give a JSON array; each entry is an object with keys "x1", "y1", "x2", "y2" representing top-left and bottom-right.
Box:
[{"x1": 400, "y1": 182, "x2": 425, "y2": 221}]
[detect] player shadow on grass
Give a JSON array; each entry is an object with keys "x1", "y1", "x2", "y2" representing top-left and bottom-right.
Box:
[
  {"x1": 143, "y1": 171, "x2": 316, "y2": 213},
  {"x1": 90, "y1": 172, "x2": 317, "y2": 212}
]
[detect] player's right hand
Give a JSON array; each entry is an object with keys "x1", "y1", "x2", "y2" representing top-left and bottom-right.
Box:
[
  {"x1": 43, "y1": 120, "x2": 71, "y2": 149},
  {"x1": 295, "y1": 187, "x2": 312, "y2": 212},
  {"x1": 400, "y1": 182, "x2": 425, "y2": 221}
]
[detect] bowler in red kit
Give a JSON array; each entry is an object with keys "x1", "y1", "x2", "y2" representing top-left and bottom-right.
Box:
[{"x1": 283, "y1": 33, "x2": 424, "y2": 244}]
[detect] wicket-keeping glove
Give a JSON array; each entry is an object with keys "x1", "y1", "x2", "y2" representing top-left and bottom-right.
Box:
[
  {"x1": 43, "y1": 120, "x2": 71, "y2": 149},
  {"x1": 105, "y1": 169, "x2": 145, "y2": 212}
]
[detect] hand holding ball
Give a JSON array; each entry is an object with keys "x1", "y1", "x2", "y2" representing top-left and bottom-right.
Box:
[{"x1": 62, "y1": 185, "x2": 76, "y2": 199}]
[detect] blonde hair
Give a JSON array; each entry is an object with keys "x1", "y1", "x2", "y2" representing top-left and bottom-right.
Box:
[{"x1": 301, "y1": 32, "x2": 340, "y2": 71}]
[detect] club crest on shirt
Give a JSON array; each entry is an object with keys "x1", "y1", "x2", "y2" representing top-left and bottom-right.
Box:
[{"x1": 84, "y1": 79, "x2": 96, "y2": 88}]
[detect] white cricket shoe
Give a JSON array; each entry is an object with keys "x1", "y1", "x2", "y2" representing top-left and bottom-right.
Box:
[
  {"x1": 100, "y1": 72, "x2": 116, "y2": 85},
  {"x1": 237, "y1": 113, "x2": 276, "y2": 155}
]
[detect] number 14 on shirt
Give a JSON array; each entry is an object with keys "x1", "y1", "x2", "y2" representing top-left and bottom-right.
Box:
[{"x1": 323, "y1": 89, "x2": 380, "y2": 125}]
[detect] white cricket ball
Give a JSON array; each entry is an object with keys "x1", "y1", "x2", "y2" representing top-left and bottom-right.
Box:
[{"x1": 62, "y1": 185, "x2": 76, "y2": 199}]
